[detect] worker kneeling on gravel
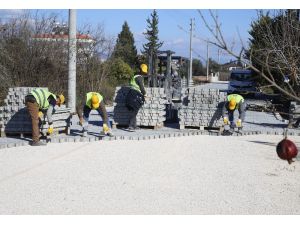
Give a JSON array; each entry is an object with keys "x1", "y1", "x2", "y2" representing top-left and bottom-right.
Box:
[
  {"x1": 222, "y1": 93, "x2": 246, "y2": 129},
  {"x1": 126, "y1": 63, "x2": 148, "y2": 131},
  {"x1": 76, "y1": 92, "x2": 113, "y2": 137},
  {"x1": 25, "y1": 88, "x2": 65, "y2": 146}
]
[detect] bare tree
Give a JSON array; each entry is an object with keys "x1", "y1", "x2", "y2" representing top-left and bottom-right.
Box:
[
  {"x1": 76, "y1": 22, "x2": 115, "y2": 102},
  {"x1": 0, "y1": 10, "x2": 115, "y2": 104},
  {"x1": 198, "y1": 9, "x2": 300, "y2": 102}
]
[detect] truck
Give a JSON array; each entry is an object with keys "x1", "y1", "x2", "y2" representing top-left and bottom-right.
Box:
[{"x1": 227, "y1": 69, "x2": 257, "y2": 96}]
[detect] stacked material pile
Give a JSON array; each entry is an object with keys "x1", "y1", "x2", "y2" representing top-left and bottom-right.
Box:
[
  {"x1": 181, "y1": 77, "x2": 187, "y2": 88},
  {"x1": 178, "y1": 87, "x2": 227, "y2": 129},
  {"x1": 289, "y1": 101, "x2": 300, "y2": 123},
  {"x1": 0, "y1": 87, "x2": 70, "y2": 135},
  {"x1": 113, "y1": 86, "x2": 168, "y2": 127}
]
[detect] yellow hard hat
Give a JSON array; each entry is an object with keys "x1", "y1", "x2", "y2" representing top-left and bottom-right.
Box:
[
  {"x1": 229, "y1": 98, "x2": 237, "y2": 110},
  {"x1": 58, "y1": 94, "x2": 65, "y2": 104},
  {"x1": 140, "y1": 64, "x2": 148, "y2": 74},
  {"x1": 91, "y1": 94, "x2": 100, "y2": 109}
]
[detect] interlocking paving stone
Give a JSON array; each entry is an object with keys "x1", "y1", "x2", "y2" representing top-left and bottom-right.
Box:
[
  {"x1": 113, "y1": 86, "x2": 167, "y2": 127},
  {"x1": 1, "y1": 83, "x2": 299, "y2": 149}
]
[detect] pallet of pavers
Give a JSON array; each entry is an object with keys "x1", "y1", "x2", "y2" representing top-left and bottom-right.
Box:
[
  {"x1": 178, "y1": 87, "x2": 227, "y2": 130},
  {"x1": 0, "y1": 87, "x2": 71, "y2": 137},
  {"x1": 113, "y1": 86, "x2": 168, "y2": 129},
  {"x1": 289, "y1": 101, "x2": 300, "y2": 123}
]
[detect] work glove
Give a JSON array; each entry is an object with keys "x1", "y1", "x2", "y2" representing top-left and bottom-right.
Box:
[
  {"x1": 236, "y1": 119, "x2": 242, "y2": 127},
  {"x1": 103, "y1": 123, "x2": 110, "y2": 133},
  {"x1": 223, "y1": 117, "x2": 229, "y2": 125},
  {"x1": 100, "y1": 124, "x2": 113, "y2": 137},
  {"x1": 38, "y1": 111, "x2": 44, "y2": 119},
  {"x1": 47, "y1": 124, "x2": 54, "y2": 135}
]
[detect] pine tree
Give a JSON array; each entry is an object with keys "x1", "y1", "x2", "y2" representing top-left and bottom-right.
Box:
[
  {"x1": 112, "y1": 21, "x2": 137, "y2": 68},
  {"x1": 142, "y1": 9, "x2": 163, "y2": 86}
]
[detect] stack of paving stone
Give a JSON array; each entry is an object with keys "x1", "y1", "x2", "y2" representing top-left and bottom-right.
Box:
[
  {"x1": 178, "y1": 87, "x2": 227, "y2": 129},
  {"x1": 289, "y1": 101, "x2": 300, "y2": 123},
  {"x1": 0, "y1": 87, "x2": 71, "y2": 136},
  {"x1": 181, "y1": 77, "x2": 187, "y2": 88},
  {"x1": 113, "y1": 86, "x2": 168, "y2": 128}
]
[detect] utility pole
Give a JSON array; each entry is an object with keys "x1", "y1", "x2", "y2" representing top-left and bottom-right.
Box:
[
  {"x1": 216, "y1": 10, "x2": 220, "y2": 77},
  {"x1": 206, "y1": 40, "x2": 210, "y2": 81},
  {"x1": 188, "y1": 18, "x2": 194, "y2": 87},
  {"x1": 68, "y1": 9, "x2": 77, "y2": 113}
]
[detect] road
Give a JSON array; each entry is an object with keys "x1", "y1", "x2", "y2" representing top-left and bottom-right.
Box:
[{"x1": 0, "y1": 134, "x2": 299, "y2": 214}]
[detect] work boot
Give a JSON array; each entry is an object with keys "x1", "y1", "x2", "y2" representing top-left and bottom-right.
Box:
[
  {"x1": 127, "y1": 127, "x2": 135, "y2": 132},
  {"x1": 82, "y1": 130, "x2": 88, "y2": 137},
  {"x1": 107, "y1": 132, "x2": 114, "y2": 137},
  {"x1": 31, "y1": 141, "x2": 47, "y2": 146},
  {"x1": 100, "y1": 131, "x2": 114, "y2": 137}
]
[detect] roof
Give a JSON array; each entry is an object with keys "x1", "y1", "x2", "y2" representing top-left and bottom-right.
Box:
[{"x1": 32, "y1": 33, "x2": 94, "y2": 40}]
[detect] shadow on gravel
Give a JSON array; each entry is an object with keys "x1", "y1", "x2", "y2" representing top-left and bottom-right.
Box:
[{"x1": 247, "y1": 140, "x2": 277, "y2": 147}]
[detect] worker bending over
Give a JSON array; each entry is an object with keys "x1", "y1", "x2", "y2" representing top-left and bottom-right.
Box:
[
  {"x1": 126, "y1": 64, "x2": 147, "y2": 131},
  {"x1": 222, "y1": 93, "x2": 246, "y2": 129},
  {"x1": 76, "y1": 92, "x2": 113, "y2": 137},
  {"x1": 25, "y1": 88, "x2": 65, "y2": 146}
]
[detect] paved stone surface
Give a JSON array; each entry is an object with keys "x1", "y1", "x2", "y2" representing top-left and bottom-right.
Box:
[
  {"x1": 1, "y1": 83, "x2": 300, "y2": 149},
  {"x1": 197, "y1": 81, "x2": 229, "y2": 92},
  {"x1": 0, "y1": 135, "x2": 299, "y2": 214}
]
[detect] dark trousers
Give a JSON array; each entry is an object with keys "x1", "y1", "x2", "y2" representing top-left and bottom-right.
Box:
[
  {"x1": 128, "y1": 108, "x2": 139, "y2": 128},
  {"x1": 25, "y1": 100, "x2": 40, "y2": 143},
  {"x1": 126, "y1": 89, "x2": 144, "y2": 128},
  {"x1": 228, "y1": 101, "x2": 246, "y2": 125}
]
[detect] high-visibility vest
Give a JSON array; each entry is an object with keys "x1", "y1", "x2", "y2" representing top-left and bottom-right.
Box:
[
  {"x1": 30, "y1": 88, "x2": 56, "y2": 110},
  {"x1": 227, "y1": 94, "x2": 244, "y2": 105},
  {"x1": 130, "y1": 75, "x2": 142, "y2": 93},
  {"x1": 85, "y1": 92, "x2": 103, "y2": 109}
]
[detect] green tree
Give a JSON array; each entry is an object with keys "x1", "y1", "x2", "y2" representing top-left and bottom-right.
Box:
[
  {"x1": 143, "y1": 9, "x2": 163, "y2": 86},
  {"x1": 107, "y1": 58, "x2": 133, "y2": 84},
  {"x1": 245, "y1": 13, "x2": 272, "y2": 82},
  {"x1": 192, "y1": 59, "x2": 205, "y2": 76},
  {"x1": 112, "y1": 21, "x2": 137, "y2": 68},
  {"x1": 246, "y1": 10, "x2": 300, "y2": 96},
  {"x1": 208, "y1": 58, "x2": 221, "y2": 73}
]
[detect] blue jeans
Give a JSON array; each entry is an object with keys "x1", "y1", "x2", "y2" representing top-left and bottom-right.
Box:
[{"x1": 227, "y1": 101, "x2": 246, "y2": 126}]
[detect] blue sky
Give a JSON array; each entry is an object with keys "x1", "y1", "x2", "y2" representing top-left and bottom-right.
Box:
[{"x1": 0, "y1": 9, "x2": 261, "y2": 63}]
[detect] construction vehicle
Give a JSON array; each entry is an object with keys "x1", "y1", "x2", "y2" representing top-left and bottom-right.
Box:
[
  {"x1": 227, "y1": 69, "x2": 258, "y2": 96},
  {"x1": 144, "y1": 50, "x2": 188, "y2": 122}
]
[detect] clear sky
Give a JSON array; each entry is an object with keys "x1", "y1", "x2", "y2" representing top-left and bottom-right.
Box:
[{"x1": 0, "y1": 9, "x2": 263, "y2": 63}]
